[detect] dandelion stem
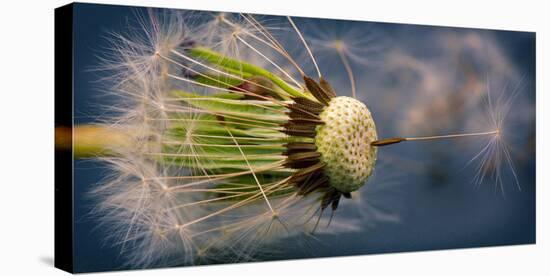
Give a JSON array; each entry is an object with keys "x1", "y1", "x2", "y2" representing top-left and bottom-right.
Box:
[
  {"x1": 55, "y1": 125, "x2": 132, "y2": 157},
  {"x1": 371, "y1": 130, "x2": 499, "y2": 147}
]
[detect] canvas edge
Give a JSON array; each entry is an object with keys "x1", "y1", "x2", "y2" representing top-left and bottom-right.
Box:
[{"x1": 54, "y1": 2, "x2": 75, "y2": 274}]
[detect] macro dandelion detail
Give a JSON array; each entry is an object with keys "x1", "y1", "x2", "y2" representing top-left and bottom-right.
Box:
[
  {"x1": 81, "y1": 10, "x2": 386, "y2": 266},
  {"x1": 54, "y1": 3, "x2": 536, "y2": 272}
]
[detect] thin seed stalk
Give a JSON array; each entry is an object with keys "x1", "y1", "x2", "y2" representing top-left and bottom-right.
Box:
[{"x1": 371, "y1": 130, "x2": 499, "y2": 147}]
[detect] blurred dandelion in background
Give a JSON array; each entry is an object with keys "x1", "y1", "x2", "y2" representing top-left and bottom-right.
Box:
[{"x1": 59, "y1": 5, "x2": 535, "y2": 271}]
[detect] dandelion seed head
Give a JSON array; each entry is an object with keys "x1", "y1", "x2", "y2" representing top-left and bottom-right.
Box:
[
  {"x1": 315, "y1": 96, "x2": 378, "y2": 192},
  {"x1": 88, "y1": 9, "x2": 402, "y2": 267}
]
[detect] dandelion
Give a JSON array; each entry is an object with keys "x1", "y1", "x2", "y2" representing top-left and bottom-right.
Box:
[{"x1": 60, "y1": 8, "x2": 526, "y2": 268}]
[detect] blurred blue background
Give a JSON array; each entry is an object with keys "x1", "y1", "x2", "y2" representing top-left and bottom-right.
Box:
[{"x1": 71, "y1": 3, "x2": 535, "y2": 273}]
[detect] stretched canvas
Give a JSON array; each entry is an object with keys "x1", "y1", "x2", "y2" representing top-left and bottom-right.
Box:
[{"x1": 55, "y1": 2, "x2": 536, "y2": 273}]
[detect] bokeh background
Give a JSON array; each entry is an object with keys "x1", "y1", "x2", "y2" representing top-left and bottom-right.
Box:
[{"x1": 72, "y1": 3, "x2": 535, "y2": 272}]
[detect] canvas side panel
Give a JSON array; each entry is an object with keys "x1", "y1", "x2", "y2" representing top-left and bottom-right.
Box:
[{"x1": 54, "y1": 3, "x2": 75, "y2": 273}]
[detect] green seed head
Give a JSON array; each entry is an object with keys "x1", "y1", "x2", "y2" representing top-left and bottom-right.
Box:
[{"x1": 315, "y1": 96, "x2": 378, "y2": 193}]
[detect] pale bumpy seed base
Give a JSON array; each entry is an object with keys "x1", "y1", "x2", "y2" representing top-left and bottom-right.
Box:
[{"x1": 315, "y1": 96, "x2": 378, "y2": 193}]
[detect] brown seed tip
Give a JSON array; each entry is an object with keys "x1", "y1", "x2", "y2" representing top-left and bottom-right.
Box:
[{"x1": 371, "y1": 137, "x2": 406, "y2": 147}]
